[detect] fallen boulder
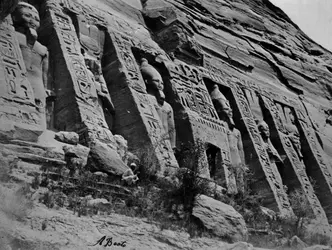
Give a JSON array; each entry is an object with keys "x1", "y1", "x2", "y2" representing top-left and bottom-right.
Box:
[
  {"x1": 54, "y1": 132, "x2": 79, "y2": 145},
  {"x1": 87, "y1": 139, "x2": 130, "y2": 176},
  {"x1": 192, "y1": 194, "x2": 248, "y2": 242}
]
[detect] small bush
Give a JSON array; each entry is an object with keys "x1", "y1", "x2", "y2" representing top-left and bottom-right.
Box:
[
  {"x1": 289, "y1": 188, "x2": 314, "y2": 219},
  {"x1": 0, "y1": 154, "x2": 18, "y2": 182},
  {"x1": 213, "y1": 164, "x2": 264, "y2": 228},
  {"x1": 132, "y1": 144, "x2": 158, "y2": 183}
]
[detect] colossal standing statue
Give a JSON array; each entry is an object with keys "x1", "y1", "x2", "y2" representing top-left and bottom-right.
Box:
[
  {"x1": 12, "y1": 2, "x2": 49, "y2": 113},
  {"x1": 140, "y1": 58, "x2": 176, "y2": 149},
  {"x1": 83, "y1": 51, "x2": 115, "y2": 116},
  {"x1": 257, "y1": 120, "x2": 283, "y2": 164},
  {"x1": 210, "y1": 84, "x2": 245, "y2": 192},
  {"x1": 284, "y1": 107, "x2": 303, "y2": 160},
  {"x1": 76, "y1": 14, "x2": 115, "y2": 124}
]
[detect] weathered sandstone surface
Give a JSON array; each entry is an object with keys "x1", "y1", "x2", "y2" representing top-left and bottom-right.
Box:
[{"x1": 1, "y1": 0, "x2": 332, "y2": 248}]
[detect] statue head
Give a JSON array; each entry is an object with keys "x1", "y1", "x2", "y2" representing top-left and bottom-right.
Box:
[
  {"x1": 283, "y1": 106, "x2": 295, "y2": 125},
  {"x1": 288, "y1": 110, "x2": 296, "y2": 125},
  {"x1": 12, "y1": 2, "x2": 40, "y2": 31},
  {"x1": 140, "y1": 58, "x2": 165, "y2": 105},
  {"x1": 257, "y1": 120, "x2": 270, "y2": 139},
  {"x1": 211, "y1": 84, "x2": 234, "y2": 125},
  {"x1": 220, "y1": 99, "x2": 233, "y2": 119}
]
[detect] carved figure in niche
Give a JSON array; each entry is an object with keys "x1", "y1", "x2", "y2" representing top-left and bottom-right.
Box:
[
  {"x1": 75, "y1": 14, "x2": 115, "y2": 124},
  {"x1": 12, "y1": 2, "x2": 50, "y2": 110},
  {"x1": 284, "y1": 106, "x2": 303, "y2": 160},
  {"x1": 140, "y1": 58, "x2": 176, "y2": 149},
  {"x1": 82, "y1": 50, "x2": 115, "y2": 116},
  {"x1": 257, "y1": 120, "x2": 283, "y2": 164},
  {"x1": 210, "y1": 84, "x2": 245, "y2": 193}
]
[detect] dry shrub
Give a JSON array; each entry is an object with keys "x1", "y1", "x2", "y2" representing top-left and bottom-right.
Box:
[
  {"x1": 0, "y1": 153, "x2": 18, "y2": 182},
  {"x1": 131, "y1": 144, "x2": 159, "y2": 182},
  {"x1": 0, "y1": 154, "x2": 33, "y2": 221},
  {"x1": 289, "y1": 188, "x2": 314, "y2": 219}
]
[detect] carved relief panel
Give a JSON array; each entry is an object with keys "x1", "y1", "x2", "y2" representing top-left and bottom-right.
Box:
[
  {"x1": 261, "y1": 96, "x2": 328, "y2": 222},
  {"x1": 167, "y1": 61, "x2": 219, "y2": 120},
  {"x1": 103, "y1": 30, "x2": 178, "y2": 175},
  {"x1": 0, "y1": 15, "x2": 43, "y2": 140},
  {"x1": 42, "y1": 0, "x2": 115, "y2": 144},
  {"x1": 294, "y1": 101, "x2": 332, "y2": 222},
  {"x1": 165, "y1": 59, "x2": 247, "y2": 193},
  {"x1": 229, "y1": 83, "x2": 294, "y2": 216}
]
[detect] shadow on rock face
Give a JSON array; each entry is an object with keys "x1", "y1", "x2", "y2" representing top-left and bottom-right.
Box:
[{"x1": 0, "y1": 0, "x2": 19, "y2": 21}]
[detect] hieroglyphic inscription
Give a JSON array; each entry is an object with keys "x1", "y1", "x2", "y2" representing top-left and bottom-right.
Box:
[
  {"x1": 0, "y1": 23, "x2": 34, "y2": 104},
  {"x1": 168, "y1": 60, "x2": 235, "y2": 180},
  {"x1": 262, "y1": 96, "x2": 328, "y2": 222},
  {"x1": 168, "y1": 61, "x2": 219, "y2": 120},
  {"x1": 109, "y1": 31, "x2": 177, "y2": 170},
  {"x1": 0, "y1": 17, "x2": 42, "y2": 129},
  {"x1": 49, "y1": 10, "x2": 97, "y2": 106},
  {"x1": 135, "y1": 90, "x2": 176, "y2": 171},
  {"x1": 295, "y1": 109, "x2": 332, "y2": 189},
  {"x1": 294, "y1": 106, "x2": 332, "y2": 221},
  {"x1": 195, "y1": 115, "x2": 227, "y2": 133},
  {"x1": 45, "y1": 0, "x2": 114, "y2": 143},
  {"x1": 230, "y1": 84, "x2": 293, "y2": 216},
  {"x1": 111, "y1": 32, "x2": 146, "y2": 93}
]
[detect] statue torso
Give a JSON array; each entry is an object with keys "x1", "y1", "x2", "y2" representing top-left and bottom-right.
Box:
[
  {"x1": 227, "y1": 128, "x2": 242, "y2": 166},
  {"x1": 16, "y1": 31, "x2": 47, "y2": 102}
]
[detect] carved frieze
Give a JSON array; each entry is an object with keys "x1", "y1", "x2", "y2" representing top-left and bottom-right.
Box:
[
  {"x1": 230, "y1": 84, "x2": 293, "y2": 216},
  {"x1": 262, "y1": 96, "x2": 328, "y2": 222}
]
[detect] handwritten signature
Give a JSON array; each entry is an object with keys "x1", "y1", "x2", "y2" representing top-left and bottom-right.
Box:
[{"x1": 92, "y1": 236, "x2": 127, "y2": 248}]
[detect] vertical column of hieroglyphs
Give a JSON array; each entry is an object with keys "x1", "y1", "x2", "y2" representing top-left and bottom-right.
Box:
[
  {"x1": 261, "y1": 96, "x2": 328, "y2": 223},
  {"x1": 105, "y1": 31, "x2": 178, "y2": 175},
  {"x1": 0, "y1": 15, "x2": 43, "y2": 141},
  {"x1": 230, "y1": 83, "x2": 294, "y2": 216},
  {"x1": 42, "y1": 0, "x2": 115, "y2": 145},
  {"x1": 165, "y1": 60, "x2": 234, "y2": 185},
  {"x1": 295, "y1": 102, "x2": 332, "y2": 222},
  {"x1": 203, "y1": 66, "x2": 248, "y2": 191}
]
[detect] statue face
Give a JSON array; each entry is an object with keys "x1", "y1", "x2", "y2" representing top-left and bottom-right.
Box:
[
  {"x1": 13, "y1": 5, "x2": 40, "y2": 30},
  {"x1": 258, "y1": 123, "x2": 270, "y2": 138},
  {"x1": 149, "y1": 75, "x2": 164, "y2": 92},
  {"x1": 220, "y1": 100, "x2": 232, "y2": 119},
  {"x1": 148, "y1": 75, "x2": 166, "y2": 105}
]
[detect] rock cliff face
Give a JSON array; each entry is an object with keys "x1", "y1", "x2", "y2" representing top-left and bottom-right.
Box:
[{"x1": 1, "y1": 0, "x2": 332, "y2": 233}]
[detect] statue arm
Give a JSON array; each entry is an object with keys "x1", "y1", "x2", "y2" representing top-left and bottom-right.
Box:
[
  {"x1": 168, "y1": 107, "x2": 176, "y2": 149},
  {"x1": 269, "y1": 142, "x2": 283, "y2": 162},
  {"x1": 237, "y1": 130, "x2": 245, "y2": 165},
  {"x1": 42, "y1": 50, "x2": 49, "y2": 90}
]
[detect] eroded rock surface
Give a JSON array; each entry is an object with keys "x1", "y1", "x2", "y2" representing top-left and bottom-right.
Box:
[
  {"x1": 0, "y1": 201, "x2": 263, "y2": 250},
  {"x1": 1, "y1": 0, "x2": 332, "y2": 247},
  {"x1": 193, "y1": 194, "x2": 248, "y2": 242},
  {"x1": 87, "y1": 139, "x2": 129, "y2": 175},
  {"x1": 55, "y1": 132, "x2": 79, "y2": 145}
]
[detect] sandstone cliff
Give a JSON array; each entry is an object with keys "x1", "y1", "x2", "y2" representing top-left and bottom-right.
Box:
[{"x1": 1, "y1": 0, "x2": 332, "y2": 249}]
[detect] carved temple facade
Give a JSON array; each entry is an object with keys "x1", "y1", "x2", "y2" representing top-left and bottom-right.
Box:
[{"x1": 1, "y1": 0, "x2": 332, "y2": 224}]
